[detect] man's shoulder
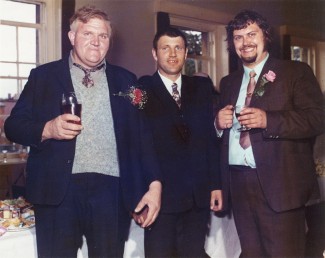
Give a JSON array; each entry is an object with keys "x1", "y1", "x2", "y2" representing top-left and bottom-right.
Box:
[{"x1": 106, "y1": 63, "x2": 136, "y2": 78}]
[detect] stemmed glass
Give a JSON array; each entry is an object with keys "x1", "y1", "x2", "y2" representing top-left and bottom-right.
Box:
[
  {"x1": 18, "y1": 146, "x2": 28, "y2": 161},
  {"x1": 1, "y1": 150, "x2": 8, "y2": 163},
  {"x1": 235, "y1": 105, "x2": 251, "y2": 132}
]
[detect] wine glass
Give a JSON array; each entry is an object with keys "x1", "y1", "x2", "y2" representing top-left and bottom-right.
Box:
[
  {"x1": 18, "y1": 146, "x2": 28, "y2": 161},
  {"x1": 2, "y1": 150, "x2": 8, "y2": 163},
  {"x1": 235, "y1": 105, "x2": 251, "y2": 132},
  {"x1": 61, "y1": 92, "x2": 82, "y2": 124}
]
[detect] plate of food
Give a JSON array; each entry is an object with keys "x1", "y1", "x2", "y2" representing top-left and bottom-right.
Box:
[{"x1": 0, "y1": 197, "x2": 35, "y2": 232}]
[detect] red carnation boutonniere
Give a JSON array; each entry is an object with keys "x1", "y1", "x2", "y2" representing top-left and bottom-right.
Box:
[
  {"x1": 114, "y1": 86, "x2": 148, "y2": 109},
  {"x1": 254, "y1": 70, "x2": 276, "y2": 97}
]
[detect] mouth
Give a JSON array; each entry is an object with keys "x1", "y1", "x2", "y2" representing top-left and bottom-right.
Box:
[
  {"x1": 240, "y1": 45, "x2": 256, "y2": 54},
  {"x1": 167, "y1": 59, "x2": 178, "y2": 64}
]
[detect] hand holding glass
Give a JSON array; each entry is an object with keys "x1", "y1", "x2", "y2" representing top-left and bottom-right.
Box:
[
  {"x1": 61, "y1": 93, "x2": 82, "y2": 124},
  {"x1": 235, "y1": 105, "x2": 251, "y2": 132}
]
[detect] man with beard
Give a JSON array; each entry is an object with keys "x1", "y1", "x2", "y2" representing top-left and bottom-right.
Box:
[{"x1": 215, "y1": 10, "x2": 324, "y2": 257}]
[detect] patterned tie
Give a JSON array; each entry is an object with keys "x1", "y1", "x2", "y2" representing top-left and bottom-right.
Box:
[
  {"x1": 171, "y1": 83, "x2": 181, "y2": 107},
  {"x1": 239, "y1": 70, "x2": 256, "y2": 149},
  {"x1": 73, "y1": 63, "x2": 105, "y2": 88}
]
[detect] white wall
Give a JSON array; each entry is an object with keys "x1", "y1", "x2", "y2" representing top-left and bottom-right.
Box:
[{"x1": 76, "y1": 0, "x2": 157, "y2": 77}]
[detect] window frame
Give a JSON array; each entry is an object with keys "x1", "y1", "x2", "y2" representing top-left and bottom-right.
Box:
[
  {"x1": 0, "y1": 0, "x2": 62, "y2": 100},
  {"x1": 169, "y1": 14, "x2": 228, "y2": 90}
]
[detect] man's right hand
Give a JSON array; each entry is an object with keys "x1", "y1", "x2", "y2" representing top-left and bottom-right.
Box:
[
  {"x1": 42, "y1": 114, "x2": 83, "y2": 141},
  {"x1": 215, "y1": 105, "x2": 234, "y2": 130}
]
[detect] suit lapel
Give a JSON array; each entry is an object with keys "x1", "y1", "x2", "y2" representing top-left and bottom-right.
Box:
[
  {"x1": 56, "y1": 57, "x2": 75, "y2": 94},
  {"x1": 251, "y1": 57, "x2": 277, "y2": 106},
  {"x1": 151, "y1": 72, "x2": 190, "y2": 141}
]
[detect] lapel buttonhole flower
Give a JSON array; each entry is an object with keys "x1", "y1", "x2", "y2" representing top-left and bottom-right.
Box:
[
  {"x1": 114, "y1": 86, "x2": 148, "y2": 109},
  {"x1": 254, "y1": 70, "x2": 276, "y2": 97}
]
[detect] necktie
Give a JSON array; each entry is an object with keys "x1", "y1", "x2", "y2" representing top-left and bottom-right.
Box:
[
  {"x1": 171, "y1": 83, "x2": 181, "y2": 107},
  {"x1": 73, "y1": 63, "x2": 105, "y2": 88},
  {"x1": 239, "y1": 70, "x2": 256, "y2": 149}
]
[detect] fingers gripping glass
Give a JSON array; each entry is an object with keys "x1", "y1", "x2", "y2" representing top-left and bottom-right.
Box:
[{"x1": 235, "y1": 105, "x2": 251, "y2": 132}]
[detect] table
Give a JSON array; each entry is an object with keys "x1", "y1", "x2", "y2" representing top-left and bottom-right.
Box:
[
  {"x1": 0, "y1": 213, "x2": 241, "y2": 258},
  {"x1": 0, "y1": 158, "x2": 26, "y2": 199}
]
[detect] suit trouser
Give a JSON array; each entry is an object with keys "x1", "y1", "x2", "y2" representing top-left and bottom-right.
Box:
[
  {"x1": 144, "y1": 207, "x2": 210, "y2": 258},
  {"x1": 230, "y1": 165, "x2": 306, "y2": 258},
  {"x1": 34, "y1": 173, "x2": 130, "y2": 258}
]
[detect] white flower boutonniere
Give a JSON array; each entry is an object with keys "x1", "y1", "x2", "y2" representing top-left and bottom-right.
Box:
[{"x1": 254, "y1": 70, "x2": 276, "y2": 97}]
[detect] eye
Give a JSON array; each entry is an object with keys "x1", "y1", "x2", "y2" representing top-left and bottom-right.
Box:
[
  {"x1": 100, "y1": 34, "x2": 109, "y2": 40},
  {"x1": 233, "y1": 35, "x2": 242, "y2": 41},
  {"x1": 248, "y1": 32, "x2": 256, "y2": 38},
  {"x1": 175, "y1": 46, "x2": 184, "y2": 51},
  {"x1": 83, "y1": 32, "x2": 91, "y2": 37}
]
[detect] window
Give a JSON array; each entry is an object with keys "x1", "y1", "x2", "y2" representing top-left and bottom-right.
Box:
[
  {"x1": 169, "y1": 14, "x2": 228, "y2": 89},
  {"x1": 181, "y1": 30, "x2": 210, "y2": 77},
  {"x1": 0, "y1": 0, "x2": 62, "y2": 101}
]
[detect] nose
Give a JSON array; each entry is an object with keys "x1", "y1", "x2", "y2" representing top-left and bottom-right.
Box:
[
  {"x1": 242, "y1": 35, "x2": 250, "y2": 46},
  {"x1": 169, "y1": 48, "x2": 176, "y2": 57},
  {"x1": 91, "y1": 36, "x2": 100, "y2": 46}
]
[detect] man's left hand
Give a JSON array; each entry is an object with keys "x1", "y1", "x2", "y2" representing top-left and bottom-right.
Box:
[
  {"x1": 132, "y1": 180, "x2": 162, "y2": 228},
  {"x1": 237, "y1": 107, "x2": 267, "y2": 129}
]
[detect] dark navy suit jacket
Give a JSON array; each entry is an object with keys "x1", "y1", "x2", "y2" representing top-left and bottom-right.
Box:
[
  {"x1": 139, "y1": 72, "x2": 221, "y2": 213},
  {"x1": 5, "y1": 56, "x2": 161, "y2": 211}
]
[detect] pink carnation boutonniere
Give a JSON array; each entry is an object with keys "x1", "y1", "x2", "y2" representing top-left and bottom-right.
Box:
[
  {"x1": 114, "y1": 86, "x2": 148, "y2": 109},
  {"x1": 254, "y1": 70, "x2": 276, "y2": 97}
]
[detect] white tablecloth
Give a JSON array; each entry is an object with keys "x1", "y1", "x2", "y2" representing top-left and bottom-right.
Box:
[{"x1": 0, "y1": 213, "x2": 241, "y2": 258}]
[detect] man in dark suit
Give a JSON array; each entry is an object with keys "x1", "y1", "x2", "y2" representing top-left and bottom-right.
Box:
[
  {"x1": 137, "y1": 28, "x2": 222, "y2": 257},
  {"x1": 215, "y1": 10, "x2": 325, "y2": 257},
  {"x1": 4, "y1": 5, "x2": 162, "y2": 258}
]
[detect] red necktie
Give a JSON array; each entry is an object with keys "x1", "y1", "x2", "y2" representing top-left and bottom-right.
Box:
[
  {"x1": 239, "y1": 70, "x2": 256, "y2": 149},
  {"x1": 171, "y1": 83, "x2": 181, "y2": 107}
]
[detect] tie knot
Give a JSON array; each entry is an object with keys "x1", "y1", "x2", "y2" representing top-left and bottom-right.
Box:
[
  {"x1": 73, "y1": 63, "x2": 105, "y2": 87},
  {"x1": 249, "y1": 70, "x2": 256, "y2": 78},
  {"x1": 171, "y1": 83, "x2": 178, "y2": 91}
]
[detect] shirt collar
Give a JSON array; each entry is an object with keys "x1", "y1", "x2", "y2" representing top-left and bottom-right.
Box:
[
  {"x1": 243, "y1": 53, "x2": 269, "y2": 79},
  {"x1": 158, "y1": 70, "x2": 182, "y2": 87}
]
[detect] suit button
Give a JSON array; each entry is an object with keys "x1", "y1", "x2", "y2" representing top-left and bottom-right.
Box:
[{"x1": 67, "y1": 159, "x2": 72, "y2": 164}]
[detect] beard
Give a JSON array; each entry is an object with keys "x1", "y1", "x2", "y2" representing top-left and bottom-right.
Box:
[{"x1": 241, "y1": 53, "x2": 257, "y2": 64}]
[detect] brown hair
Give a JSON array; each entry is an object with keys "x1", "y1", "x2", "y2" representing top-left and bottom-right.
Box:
[{"x1": 69, "y1": 5, "x2": 111, "y2": 31}]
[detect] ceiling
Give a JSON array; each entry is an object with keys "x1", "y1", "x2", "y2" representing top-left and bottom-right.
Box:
[{"x1": 177, "y1": 0, "x2": 325, "y2": 41}]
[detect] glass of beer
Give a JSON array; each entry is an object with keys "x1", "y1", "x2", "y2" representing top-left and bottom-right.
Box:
[{"x1": 61, "y1": 92, "x2": 82, "y2": 124}]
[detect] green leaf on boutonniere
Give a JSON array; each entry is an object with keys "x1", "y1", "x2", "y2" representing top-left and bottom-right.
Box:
[{"x1": 253, "y1": 70, "x2": 276, "y2": 97}]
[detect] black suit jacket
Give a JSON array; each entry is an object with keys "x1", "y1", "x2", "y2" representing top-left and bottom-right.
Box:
[
  {"x1": 4, "y1": 56, "x2": 161, "y2": 211},
  {"x1": 139, "y1": 72, "x2": 221, "y2": 213},
  {"x1": 218, "y1": 57, "x2": 325, "y2": 212}
]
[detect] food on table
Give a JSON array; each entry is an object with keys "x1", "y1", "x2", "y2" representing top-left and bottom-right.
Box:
[{"x1": 0, "y1": 197, "x2": 35, "y2": 231}]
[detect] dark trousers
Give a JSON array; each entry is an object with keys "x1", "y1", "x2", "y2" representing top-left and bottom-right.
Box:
[
  {"x1": 34, "y1": 173, "x2": 130, "y2": 258},
  {"x1": 144, "y1": 207, "x2": 210, "y2": 258},
  {"x1": 230, "y1": 166, "x2": 306, "y2": 258}
]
